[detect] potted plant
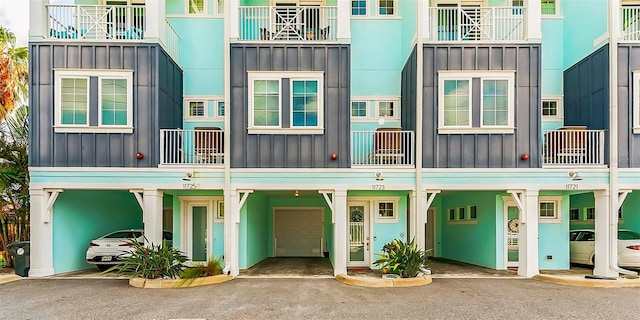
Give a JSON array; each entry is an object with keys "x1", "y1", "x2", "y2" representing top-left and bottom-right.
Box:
[{"x1": 374, "y1": 238, "x2": 431, "y2": 278}]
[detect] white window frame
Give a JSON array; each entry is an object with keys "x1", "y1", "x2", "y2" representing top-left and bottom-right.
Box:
[
  {"x1": 184, "y1": 96, "x2": 225, "y2": 120},
  {"x1": 248, "y1": 72, "x2": 324, "y2": 134},
  {"x1": 217, "y1": 101, "x2": 225, "y2": 117},
  {"x1": 438, "y1": 71, "x2": 515, "y2": 134},
  {"x1": 541, "y1": 96, "x2": 563, "y2": 120},
  {"x1": 186, "y1": 0, "x2": 207, "y2": 15},
  {"x1": 215, "y1": 0, "x2": 224, "y2": 16},
  {"x1": 54, "y1": 69, "x2": 133, "y2": 133},
  {"x1": 586, "y1": 207, "x2": 595, "y2": 220},
  {"x1": 351, "y1": 0, "x2": 368, "y2": 17},
  {"x1": 374, "y1": 197, "x2": 399, "y2": 223},
  {"x1": 215, "y1": 200, "x2": 224, "y2": 221},
  {"x1": 632, "y1": 71, "x2": 640, "y2": 133},
  {"x1": 538, "y1": 196, "x2": 562, "y2": 223},
  {"x1": 351, "y1": 101, "x2": 368, "y2": 119},
  {"x1": 375, "y1": 0, "x2": 397, "y2": 17},
  {"x1": 468, "y1": 205, "x2": 477, "y2": 220},
  {"x1": 541, "y1": 0, "x2": 561, "y2": 18},
  {"x1": 376, "y1": 100, "x2": 399, "y2": 120}
]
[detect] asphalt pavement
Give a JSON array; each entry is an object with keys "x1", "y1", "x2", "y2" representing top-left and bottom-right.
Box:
[{"x1": 0, "y1": 277, "x2": 638, "y2": 320}]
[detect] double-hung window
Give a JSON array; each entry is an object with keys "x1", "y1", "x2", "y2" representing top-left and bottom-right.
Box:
[
  {"x1": 55, "y1": 70, "x2": 133, "y2": 133},
  {"x1": 438, "y1": 72, "x2": 515, "y2": 134},
  {"x1": 248, "y1": 72, "x2": 324, "y2": 134}
]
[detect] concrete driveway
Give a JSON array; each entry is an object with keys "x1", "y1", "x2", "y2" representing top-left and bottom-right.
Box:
[{"x1": 1, "y1": 277, "x2": 640, "y2": 320}]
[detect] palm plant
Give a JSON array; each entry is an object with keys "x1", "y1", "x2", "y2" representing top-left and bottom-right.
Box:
[{"x1": 0, "y1": 26, "x2": 28, "y2": 123}]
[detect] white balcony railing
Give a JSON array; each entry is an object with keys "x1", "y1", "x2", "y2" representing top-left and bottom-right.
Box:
[
  {"x1": 46, "y1": 4, "x2": 145, "y2": 40},
  {"x1": 542, "y1": 128, "x2": 605, "y2": 166},
  {"x1": 163, "y1": 20, "x2": 180, "y2": 62},
  {"x1": 351, "y1": 129, "x2": 414, "y2": 167},
  {"x1": 238, "y1": 6, "x2": 337, "y2": 41},
  {"x1": 160, "y1": 129, "x2": 224, "y2": 166},
  {"x1": 622, "y1": 6, "x2": 640, "y2": 41},
  {"x1": 430, "y1": 6, "x2": 525, "y2": 42}
]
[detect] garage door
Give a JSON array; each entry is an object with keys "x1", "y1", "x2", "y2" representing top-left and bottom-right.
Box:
[{"x1": 274, "y1": 209, "x2": 323, "y2": 257}]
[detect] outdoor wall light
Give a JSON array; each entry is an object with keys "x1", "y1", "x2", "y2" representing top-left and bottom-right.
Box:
[
  {"x1": 294, "y1": 189, "x2": 300, "y2": 197},
  {"x1": 182, "y1": 171, "x2": 193, "y2": 181},
  {"x1": 375, "y1": 171, "x2": 384, "y2": 181},
  {"x1": 568, "y1": 171, "x2": 582, "y2": 181}
]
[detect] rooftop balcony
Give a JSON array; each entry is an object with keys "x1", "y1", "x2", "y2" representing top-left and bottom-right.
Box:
[
  {"x1": 622, "y1": 6, "x2": 640, "y2": 41},
  {"x1": 542, "y1": 128, "x2": 606, "y2": 167},
  {"x1": 45, "y1": 4, "x2": 179, "y2": 61},
  {"x1": 429, "y1": 6, "x2": 526, "y2": 42},
  {"x1": 238, "y1": 6, "x2": 337, "y2": 41}
]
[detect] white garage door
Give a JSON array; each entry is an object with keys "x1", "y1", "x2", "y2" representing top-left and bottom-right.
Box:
[{"x1": 274, "y1": 209, "x2": 323, "y2": 257}]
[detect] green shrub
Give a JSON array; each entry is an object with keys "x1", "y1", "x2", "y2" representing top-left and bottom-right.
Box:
[
  {"x1": 107, "y1": 239, "x2": 187, "y2": 279},
  {"x1": 373, "y1": 238, "x2": 430, "y2": 278},
  {"x1": 179, "y1": 257, "x2": 224, "y2": 285}
]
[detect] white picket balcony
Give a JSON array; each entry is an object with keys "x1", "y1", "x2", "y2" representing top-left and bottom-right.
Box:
[
  {"x1": 622, "y1": 6, "x2": 640, "y2": 41},
  {"x1": 351, "y1": 129, "x2": 415, "y2": 167},
  {"x1": 238, "y1": 6, "x2": 337, "y2": 41},
  {"x1": 542, "y1": 128, "x2": 606, "y2": 166},
  {"x1": 160, "y1": 129, "x2": 224, "y2": 167},
  {"x1": 45, "y1": 4, "x2": 179, "y2": 61},
  {"x1": 430, "y1": 6, "x2": 526, "y2": 42}
]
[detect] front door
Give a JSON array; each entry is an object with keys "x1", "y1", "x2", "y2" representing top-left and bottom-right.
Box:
[
  {"x1": 505, "y1": 203, "x2": 519, "y2": 268},
  {"x1": 348, "y1": 202, "x2": 370, "y2": 267},
  {"x1": 185, "y1": 201, "x2": 212, "y2": 263}
]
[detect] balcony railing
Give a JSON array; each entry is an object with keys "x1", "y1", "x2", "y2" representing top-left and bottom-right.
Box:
[
  {"x1": 542, "y1": 128, "x2": 605, "y2": 166},
  {"x1": 160, "y1": 129, "x2": 224, "y2": 166},
  {"x1": 622, "y1": 6, "x2": 640, "y2": 41},
  {"x1": 351, "y1": 129, "x2": 414, "y2": 167},
  {"x1": 430, "y1": 6, "x2": 525, "y2": 42},
  {"x1": 47, "y1": 4, "x2": 145, "y2": 40},
  {"x1": 238, "y1": 6, "x2": 337, "y2": 41}
]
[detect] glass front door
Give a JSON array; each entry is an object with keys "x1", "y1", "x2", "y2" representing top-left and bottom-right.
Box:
[
  {"x1": 348, "y1": 202, "x2": 369, "y2": 266},
  {"x1": 506, "y1": 205, "x2": 519, "y2": 267}
]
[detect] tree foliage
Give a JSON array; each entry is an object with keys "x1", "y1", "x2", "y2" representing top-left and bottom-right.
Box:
[{"x1": 0, "y1": 26, "x2": 28, "y2": 123}]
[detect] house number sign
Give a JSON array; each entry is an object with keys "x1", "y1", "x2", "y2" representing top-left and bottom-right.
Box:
[
  {"x1": 565, "y1": 183, "x2": 578, "y2": 190},
  {"x1": 372, "y1": 184, "x2": 385, "y2": 190},
  {"x1": 182, "y1": 183, "x2": 197, "y2": 189}
]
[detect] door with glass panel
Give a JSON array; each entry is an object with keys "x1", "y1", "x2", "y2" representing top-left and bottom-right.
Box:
[
  {"x1": 348, "y1": 202, "x2": 370, "y2": 267},
  {"x1": 505, "y1": 203, "x2": 519, "y2": 268}
]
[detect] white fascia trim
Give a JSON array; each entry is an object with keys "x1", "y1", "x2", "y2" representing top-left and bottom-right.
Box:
[
  {"x1": 248, "y1": 128, "x2": 324, "y2": 135},
  {"x1": 53, "y1": 126, "x2": 134, "y2": 134},
  {"x1": 437, "y1": 127, "x2": 515, "y2": 134}
]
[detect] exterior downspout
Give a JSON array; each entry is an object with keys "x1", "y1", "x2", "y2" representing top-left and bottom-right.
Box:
[{"x1": 608, "y1": 0, "x2": 636, "y2": 276}]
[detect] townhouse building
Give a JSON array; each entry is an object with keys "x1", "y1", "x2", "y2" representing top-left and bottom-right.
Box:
[{"x1": 26, "y1": 0, "x2": 640, "y2": 279}]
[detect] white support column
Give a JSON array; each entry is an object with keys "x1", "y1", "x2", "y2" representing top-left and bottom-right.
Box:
[
  {"x1": 333, "y1": 190, "x2": 348, "y2": 276},
  {"x1": 418, "y1": 190, "x2": 440, "y2": 250},
  {"x1": 318, "y1": 190, "x2": 334, "y2": 223},
  {"x1": 594, "y1": 190, "x2": 618, "y2": 277},
  {"x1": 518, "y1": 189, "x2": 539, "y2": 278},
  {"x1": 223, "y1": 189, "x2": 251, "y2": 276},
  {"x1": 144, "y1": 0, "x2": 164, "y2": 40},
  {"x1": 336, "y1": 0, "x2": 351, "y2": 40},
  {"x1": 412, "y1": 190, "x2": 423, "y2": 249},
  {"x1": 420, "y1": 0, "x2": 430, "y2": 41},
  {"x1": 29, "y1": 0, "x2": 48, "y2": 39},
  {"x1": 29, "y1": 189, "x2": 54, "y2": 277},
  {"x1": 228, "y1": 0, "x2": 239, "y2": 39},
  {"x1": 611, "y1": 0, "x2": 622, "y2": 41},
  {"x1": 142, "y1": 189, "x2": 163, "y2": 245},
  {"x1": 525, "y1": 0, "x2": 542, "y2": 41}
]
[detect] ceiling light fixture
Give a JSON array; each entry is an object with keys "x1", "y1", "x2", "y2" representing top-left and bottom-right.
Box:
[{"x1": 568, "y1": 171, "x2": 582, "y2": 181}]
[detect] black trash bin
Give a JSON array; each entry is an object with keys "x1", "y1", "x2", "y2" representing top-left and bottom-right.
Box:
[{"x1": 7, "y1": 241, "x2": 30, "y2": 277}]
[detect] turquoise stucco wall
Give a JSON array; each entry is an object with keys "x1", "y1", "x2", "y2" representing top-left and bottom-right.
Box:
[
  {"x1": 569, "y1": 192, "x2": 595, "y2": 229},
  {"x1": 621, "y1": 192, "x2": 640, "y2": 232},
  {"x1": 52, "y1": 190, "x2": 142, "y2": 273},
  {"x1": 439, "y1": 192, "x2": 499, "y2": 269},
  {"x1": 243, "y1": 192, "x2": 269, "y2": 268},
  {"x1": 541, "y1": 17, "x2": 564, "y2": 96},
  {"x1": 562, "y1": 0, "x2": 608, "y2": 69},
  {"x1": 537, "y1": 192, "x2": 570, "y2": 270}
]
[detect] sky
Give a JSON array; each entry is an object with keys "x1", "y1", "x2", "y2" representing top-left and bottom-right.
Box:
[{"x1": 0, "y1": 0, "x2": 71, "y2": 46}]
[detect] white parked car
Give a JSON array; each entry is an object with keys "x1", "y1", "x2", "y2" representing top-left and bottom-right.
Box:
[
  {"x1": 569, "y1": 229, "x2": 640, "y2": 268},
  {"x1": 85, "y1": 229, "x2": 173, "y2": 270}
]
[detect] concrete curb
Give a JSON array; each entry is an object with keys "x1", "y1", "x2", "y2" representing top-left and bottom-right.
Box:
[
  {"x1": 129, "y1": 274, "x2": 234, "y2": 289},
  {"x1": 0, "y1": 274, "x2": 21, "y2": 284},
  {"x1": 336, "y1": 274, "x2": 432, "y2": 287},
  {"x1": 533, "y1": 274, "x2": 640, "y2": 288}
]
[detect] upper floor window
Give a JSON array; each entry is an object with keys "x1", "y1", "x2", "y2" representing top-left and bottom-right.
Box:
[
  {"x1": 438, "y1": 72, "x2": 515, "y2": 134},
  {"x1": 55, "y1": 70, "x2": 133, "y2": 133},
  {"x1": 512, "y1": 0, "x2": 524, "y2": 14},
  {"x1": 184, "y1": 97, "x2": 225, "y2": 119},
  {"x1": 542, "y1": 98, "x2": 563, "y2": 120},
  {"x1": 377, "y1": 101, "x2": 396, "y2": 118},
  {"x1": 351, "y1": 101, "x2": 367, "y2": 118},
  {"x1": 188, "y1": 0, "x2": 206, "y2": 14},
  {"x1": 377, "y1": 0, "x2": 395, "y2": 16},
  {"x1": 541, "y1": 0, "x2": 557, "y2": 15},
  {"x1": 248, "y1": 72, "x2": 324, "y2": 134},
  {"x1": 217, "y1": 0, "x2": 224, "y2": 15},
  {"x1": 352, "y1": 0, "x2": 367, "y2": 16}
]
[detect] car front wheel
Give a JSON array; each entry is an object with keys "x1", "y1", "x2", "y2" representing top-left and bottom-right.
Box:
[{"x1": 96, "y1": 264, "x2": 111, "y2": 271}]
